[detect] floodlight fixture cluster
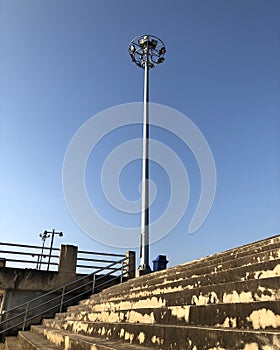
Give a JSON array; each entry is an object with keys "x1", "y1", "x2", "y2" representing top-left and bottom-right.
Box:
[{"x1": 128, "y1": 34, "x2": 166, "y2": 69}]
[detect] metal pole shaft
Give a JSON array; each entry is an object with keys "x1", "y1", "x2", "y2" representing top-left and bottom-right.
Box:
[{"x1": 139, "y1": 57, "x2": 150, "y2": 270}]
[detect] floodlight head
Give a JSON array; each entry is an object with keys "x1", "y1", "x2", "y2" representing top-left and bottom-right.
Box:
[
  {"x1": 138, "y1": 38, "x2": 145, "y2": 47},
  {"x1": 128, "y1": 34, "x2": 166, "y2": 70},
  {"x1": 150, "y1": 39, "x2": 158, "y2": 49},
  {"x1": 159, "y1": 47, "x2": 166, "y2": 55}
]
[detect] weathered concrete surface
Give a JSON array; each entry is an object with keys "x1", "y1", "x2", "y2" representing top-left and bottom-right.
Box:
[
  {"x1": 0, "y1": 267, "x2": 76, "y2": 292},
  {"x1": 0, "y1": 275, "x2": 124, "y2": 340},
  {"x1": 18, "y1": 331, "x2": 63, "y2": 349},
  {"x1": 5, "y1": 336, "x2": 24, "y2": 350},
  {"x1": 18, "y1": 326, "x2": 148, "y2": 350},
  {"x1": 34, "y1": 322, "x2": 280, "y2": 349}
]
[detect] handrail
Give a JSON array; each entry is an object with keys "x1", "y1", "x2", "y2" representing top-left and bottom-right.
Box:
[
  {"x1": 76, "y1": 250, "x2": 127, "y2": 271},
  {"x1": 1, "y1": 259, "x2": 58, "y2": 267},
  {"x1": 0, "y1": 250, "x2": 59, "y2": 258},
  {"x1": 0, "y1": 256, "x2": 130, "y2": 339},
  {"x1": 0, "y1": 242, "x2": 60, "y2": 251}
]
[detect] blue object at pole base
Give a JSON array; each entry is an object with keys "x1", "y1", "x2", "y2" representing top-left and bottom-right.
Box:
[{"x1": 152, "y1": 255, "x2": 169, "y2": 272}]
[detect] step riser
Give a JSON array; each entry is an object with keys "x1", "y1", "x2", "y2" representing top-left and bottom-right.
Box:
[
  {"x1": 5, "y1": 337, "x2": 23, "y2": 350},
  {"x1": 38, "y1": 321, "x2": 280, "y2": 349},
  {"x1": 18, "y1": 331, "x2": 64, "y2": 350},
  {"x1": 17, "y1": 335, "x2": 36, "y2": 350}
]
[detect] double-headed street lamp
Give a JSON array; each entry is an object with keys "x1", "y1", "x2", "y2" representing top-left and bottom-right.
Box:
[
  {"x1": 128, "y1": 35, "x2": 166, "y2": 274},
  {"x1": 38, "y1": 229, "x2": 63, "y2": 271}
]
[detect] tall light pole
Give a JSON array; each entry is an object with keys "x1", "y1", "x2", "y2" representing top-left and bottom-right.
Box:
[{"x1": 128, "y1": 35, "x2": 166, "y2": 274}]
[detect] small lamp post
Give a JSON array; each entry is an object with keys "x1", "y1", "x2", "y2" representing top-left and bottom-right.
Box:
[{"x1": 128, "y1": 35, "x2": 166, "y2": 274}]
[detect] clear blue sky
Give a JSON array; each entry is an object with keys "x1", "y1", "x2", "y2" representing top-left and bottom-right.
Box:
[{"x1": 1, "y1": 0, "x2": 280, "y2": 268}]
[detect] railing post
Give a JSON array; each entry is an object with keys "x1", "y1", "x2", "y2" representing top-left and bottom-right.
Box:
[
  {"x1": 60, "y1": 286, "x2": 65, "y2": 313},
  {"x1": 22, "y1": 302, "x2": 29, "y2": 331},
  {"x1": 58, "y1": 245, "x2": 77, "y2": 276},
  {"x1": 120, "y1": 262, "x2": 124, "y2": 283},
  {"x1": 92, "y1": 274, "x2": 96, "y2": 294},
  {"x1": 126, "y1": 251, "x2": 136, "y2": 279},
  {"x1": 0, "y1": 258, "x2": 6, "y2": 268},
  {"x1": 0, "y1": 310, "x2": 4, "y2": 323}
]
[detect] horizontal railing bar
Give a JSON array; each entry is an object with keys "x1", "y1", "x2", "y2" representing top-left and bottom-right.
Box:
[
  {"x1": 0, "y1": 242, "x2": 60, "y2": 251},
  {"x1": 77, "y1": 250, "x2": 125, "y2": 257},
  {"x1": 76, "y1": 264, "x2": 124, "y2": 270},
  {"x1": 3, "y1": 259, "x2": 58, "y2": 266},
  {"x1": 76, "y1": 257, "x2": 122, "y2": 263},
  {"x1": 0, "y1": 250, "x2": 59, "y2": 258}
]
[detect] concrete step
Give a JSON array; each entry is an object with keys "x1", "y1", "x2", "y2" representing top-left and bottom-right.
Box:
[
  {"x1": 5, "y1": 337, "x2": 24, "y2": 350},
  {"x1": 32, "y1": 325, "x2": 149, "y2": 349},
  {"x1": 70, "y1": 258, "x2": 280, "y2": 314},
  {"x1": 65, "y1": 276, "x2": 280, "y2": 320},
  {"x1": 95, "y1": 235, "x2": 280, "y2": 296},
  {"x1": 18, "y1": 330, "x2": 63, "y2": 349},
  {"x1": 44, "y1": 299, "x2": 280, "y2": 330},
  {"x1": 177, "y1": 234, "x2": 280, "y2": 269},
  {"x1": 37, "y1": 321, "x2": 280, "y2": 349},
  {"x1": 95, "y1": 244, "x2": 280, "y2": 296},
  {"x1": 95, "y1": 249, "x2": 280, "y2": 301}
]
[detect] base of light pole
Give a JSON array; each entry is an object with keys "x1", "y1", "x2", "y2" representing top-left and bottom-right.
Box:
[{"x1": 136, "y1": 264, "x2": 152, "y2": 277}]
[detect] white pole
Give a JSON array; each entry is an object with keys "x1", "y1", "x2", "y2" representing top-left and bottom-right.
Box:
[{"x1": 139, "y1": 54, "x2": 151, "y2": 272}]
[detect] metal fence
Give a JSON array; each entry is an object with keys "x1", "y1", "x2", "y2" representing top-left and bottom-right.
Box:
[
  {"x1": 0, "y1": 242, "x2": 60, "y2": 271},
  {"x1": 76, "y1": 249, "x2": 127, "y2": 274},
  {"x1": 0, "y1": 242, "x2": 128, "y2": 274}
]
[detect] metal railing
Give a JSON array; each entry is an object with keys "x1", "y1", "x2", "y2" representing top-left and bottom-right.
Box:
[
  {"x1": 0, "y1": 256, "x2": 132, "y2": 340},
  {"x1": 76, "y1": 249, "x2": 126, "y2": 272},
  {"x1": 0, "y1": 242, "x2": 60, "y2": 271},
  {"x1": 0, "y1": 242, "x2": 128, "y2": 274}
]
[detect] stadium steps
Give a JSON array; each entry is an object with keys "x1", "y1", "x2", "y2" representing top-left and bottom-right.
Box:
[{"x1": 3, "y1": 234, "x2": 280, "y2": 349}]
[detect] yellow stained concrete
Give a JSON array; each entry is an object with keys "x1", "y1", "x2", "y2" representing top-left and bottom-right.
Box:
[{"x1": 247, "y1": 308, "x2": 280, "y2": 329}]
